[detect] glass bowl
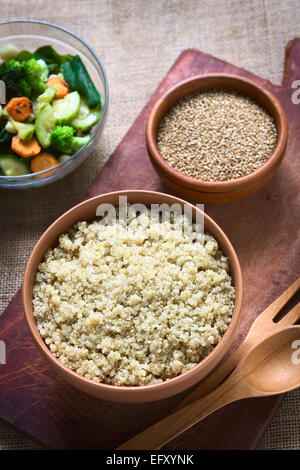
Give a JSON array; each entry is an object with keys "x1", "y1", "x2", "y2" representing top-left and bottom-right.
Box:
[{"x1": 0, "y1": 19, "x2": 109, "y2": 189}]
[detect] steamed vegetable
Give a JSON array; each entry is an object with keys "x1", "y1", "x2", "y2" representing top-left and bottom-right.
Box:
[
  {"x1": 31, "y1": 152, "x2": 58, "y2": 176},
  {"x1": 33, "y1": 46, "x2": 73, "y2": 73},
  {"x1": 0, "y1": 57, "x2": 48, "y2": 99},
  {"x1": 14, "y1": 50, "x2": 34, "y2": 62},
  {"x1": 0, "y1": 154, "x2": 30, "y2": 176},
  {"x1": 71, "y1": 97, "x2": 100, "y2": 131},
  {"x1": 7, "y1": 118, "x2": 35, "y2": 140},
  {"x1": 0, "y1": 44, "x2": 20, "y2": 61},
  {"x1": 1, "y1": 107, "x2": 9, "y2": 119},
  {"x1": 61, "y1": 55, "x2": 101, "y2": 108},
  {"x1": 6, "y1": 97, "x2": 33, "y2": 122},
  {"x1": 0, "y1": 60, "x2": 31, "y2": 99},
  {"x1": 46, "y1": 76, "x2": 70, "y2": 99},
  {"x1": 35, "y1": 86, "x2": 56, "y2": 115},
  {"x1": 24, "y1": 58, "x2": 48, "y2": 96},
  {"x1": 50, "y1": 125, "x2": 90, "y2": 154},
  {"x1": 52, "y1": 91, "x2": 80, "y2": 124},
  {"x1": 11, "y1": 135, "x2": 41, "y2": 158},
  {"x1": 35, "y1": 104, "x2": 56, "y2": 148},
  {"x1": 5, "y1": 121, "x2": 17, "y2": 134},
  {"x1": 58, "y1": 154, "x2": 71, "y2": 163}
]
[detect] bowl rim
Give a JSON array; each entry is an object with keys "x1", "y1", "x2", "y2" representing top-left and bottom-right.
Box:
[
  {"x1": 146, "y1": 73, "x2": 288, "y2": 193},
  {"x1": 22, "y1": 190, "x2": 243, "y2": 396},
  {"x1": 0, "y1": 19, "x2": 109, "y2": 182}
]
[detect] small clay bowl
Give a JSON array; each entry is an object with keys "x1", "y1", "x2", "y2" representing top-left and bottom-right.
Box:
[
  {"x1": 22, "y1": 190, "x2": 243, "y2": 403},
  {"x1": 146, "y1": 74, "x2": 288, "y2": 203}
]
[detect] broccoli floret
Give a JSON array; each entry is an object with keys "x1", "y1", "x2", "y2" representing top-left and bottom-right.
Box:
[
  {"x1": 50, "y1": 125, "x2": 90, "y2": 154},
  {"x1": 24, "y1": 58, "x2": 48, "y2": 97},
  {"x1": 18, "y1": 78, "x2": 31, "y2": 98},
  {"x1": 0, "y1": 59, "x2": 31, "y2": 98},
  {"x1": 0, "y1": 57, "x2": 49, "y2": 99}
]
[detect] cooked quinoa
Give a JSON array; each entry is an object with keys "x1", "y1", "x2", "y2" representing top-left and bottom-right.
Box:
[
  {"x1": 33, "y1": 210, "x2": 235, "y2": 386},
  {"x1": 157, "y1": 89, "x2": 278, "y2": 181}
]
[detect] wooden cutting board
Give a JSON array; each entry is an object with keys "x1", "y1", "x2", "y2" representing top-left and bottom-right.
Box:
[{"x1": 0, "y1": 40, "x2": 300, "y2": 450}]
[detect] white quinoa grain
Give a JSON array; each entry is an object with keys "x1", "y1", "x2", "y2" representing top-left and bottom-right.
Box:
[{"x1": 33, "y1": 209, "x2": 235, "y2": 386}]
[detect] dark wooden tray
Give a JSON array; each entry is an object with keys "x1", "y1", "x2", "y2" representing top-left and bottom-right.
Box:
[{"x1": 1, "y1": 41, "x2": 300, "y2": 450}]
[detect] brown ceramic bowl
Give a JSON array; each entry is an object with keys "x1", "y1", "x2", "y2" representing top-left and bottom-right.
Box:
[
  {"x1": 146, "y1": 74, "x2": 288, "y2": 203},
  {"x1": 22, "y1": 190, "x2": 243, "y2": 403}
]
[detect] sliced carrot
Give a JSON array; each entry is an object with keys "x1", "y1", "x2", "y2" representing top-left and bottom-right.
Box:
[
  {"x1": 11, "y1": 135, "x2": 41, "y2": 158},
  {"x1": 30, "y1": 152, "x2": 59, "y2": 177},
  {"x1": 46, "y1": 77, "x2": 70, "y2": 99},
  {"x1": 6, "y1": 97, "x2": 33, "y2": 122}
]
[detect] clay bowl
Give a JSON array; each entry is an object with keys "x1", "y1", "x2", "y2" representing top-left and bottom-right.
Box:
[
  {"x1": 22, "y1": 190, "x2": 243, "y2": 403},
  {"x1": 146, "y1": 74, "x2": 288, "y2": 203}
]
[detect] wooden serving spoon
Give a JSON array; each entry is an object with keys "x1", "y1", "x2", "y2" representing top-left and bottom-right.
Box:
[{"x1": 118, "y1": 325, "x2": 300, "y2": 450}]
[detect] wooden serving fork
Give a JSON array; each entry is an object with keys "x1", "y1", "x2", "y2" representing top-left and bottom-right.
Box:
[{"x1": 118, "y1": 276, "x2": 300, "y2": 449}]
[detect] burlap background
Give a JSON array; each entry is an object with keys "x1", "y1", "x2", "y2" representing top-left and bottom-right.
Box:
[{"x1": 0, "y1": 0, "x2": 299, "y2": 450}]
